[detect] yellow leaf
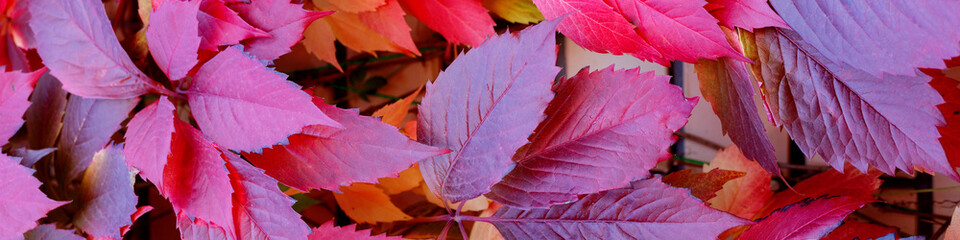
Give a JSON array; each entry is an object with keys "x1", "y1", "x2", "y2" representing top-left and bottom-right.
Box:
[
  {"x1": 137, "y1": 0, "x2": 152, "y2": 25},
  {"x1": 373, "y1": 86, "x2": 422, "y2": 128},
  {"x1": 482, "y1": 0, "x2": 544, "y2": 24},
  {"x1": 315, "y1": 0, "x2": 405, "y2": 55},
  {"x1": 703, "y1": 145, "x2": 773, "y2": 219},
  {"x1": 378, "y1": 164, "x2": 423, "y2": 195},
  {"x1": 328, "y1": 0, "x2": 385, "y2": 13},
  {"x1": 302, "y1": 19, "x2": 342, "y2": 72},
  {"x1": 334, "y1": 183, "x2": 413, "y2": 223},
  {"x1": 422, "y1": 184, "x2": 490, "y2": 212}
]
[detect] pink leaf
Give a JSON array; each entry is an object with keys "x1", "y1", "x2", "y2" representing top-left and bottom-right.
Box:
[
  {"x1": 185, "y1": 46, "x2": 338, "y2": 151},
  {"x1": 146, "y1": 0, "x2": 201, "y2": 80},
  {"x1": 58, "y1": 95, "x2": 137, "y2": 183},
  {"x1": 486, "y1": 66, "x2": 695, "y2": 208},
  {"x1": 531, "y1": 0, "x2": 659, "y2": 58},
  {"x1": 25, "y1": 73, "x2": 67, "y2": 149},
  {"x1": 358, "y1": 0, "x2": 420, "y2": 55},
  {"x1": 198, "y1": 0, "x2": 270, "y2": 51},
  {"x1": 229, "y1": 0, "x2": 330, "y2": 60},
  {"x1": 164, "y1": 120, "x2": 234, "y2": 238},
  {"x1": 0, "y1": 67, "x2": 43, "y2": 146},
  {"x1": 770, "y1": 0, "x2": 960, "y2": 77},
  {"x1": 488, "y1": 176, "x2": 750, "y2": 239},
  {"x1": 177, "y1": 212, "x2": 230, "y2": 240},
  {"x1": 397, "y1": 0, "x2": 495, "y2": 46},
  {"x1": 739, "y1": 196, "x2": 871, "y2": 239},
  {"x1": 750, "y1": 26, "x2": 960, "y2": 180},
  {"x1": 74, "y1": 144, "x2": 137, "y2": 238},
  {"x1": 28, "y1": 0, "x2": 163, "y2": 98},
  {"x1": 606, "y1": 0, "x2": 748, "y2": 64},
  {"x1": 23, "y1": 224, "x2": 83, "y2": 240},
  {"x1": 123, "y1": 96, "x2": 175, "y2": 191},
  {"x1": 417, "y1": 18, "x2": 560, "y2": 202},
  {"x1": 695, "y1": 56, "x2": 778, "y2": 174},
  {"x1": 308, "y1": 222, "x2": 404, "y2": 240},
  {"x1": 243, "y1": 100, "x2": 449, "y2": 191},
  {"x1": 0, "y1": 154, "x2": 66, "y2": 238},
  {"x1": 224, "y1": 153, "x2": 310, "y2": 240},
  {"x1": 705, "y1": 0, "x2": 788, "y2": 31}
]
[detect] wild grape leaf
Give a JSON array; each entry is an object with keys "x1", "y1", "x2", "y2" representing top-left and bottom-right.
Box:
[
  {"x1": 417, "y1": 18, "x2": 560, "y2": 203},
  {"x1": 747, "y1": 26, "x2": 960, "y2": 180},
  {"x1": 146, "y1": 0, "x2": 201, "y2": 80},
  {"x1": 176, "y1": 212, "x2": 230, "y2": 240},
  {"x1": 245, "y1": 100, "x2": 447, "y2": 191},
  {"x1": 333, "y1": 183, "x2": 413, "y2": 223},
  {"x1": 28, "y1": 0, "x2": 165, "y2": 98},
  {"x1": 752, "y1": 166, "x2": 881, "y2": 220},
  {"x1": 164, "y1": 120, "x2": 234, "y2": 237},
  {"x1": 739, "y1": 196, "x2": 871, "y2": 240},
  {"x1": 0, "y1": 67, "x2": 43, "y2": 146},
  {"x1": 704, "y1": 0, "x2": 788, "y2": 31},
  {"x1": 328, "y1": 0, "x2": 384, "y2": 12},
  {"x1": 57, "y1": 95, "x2": 137, "y2": 183},
  {"x1": 308, "y1": 222, "x2": 404, "y2": 239},
  {"x1": 397, "y1": 0, "x2": 495, "y2": 46},
  {"x1": 74, "y1": 145, "x2": 137, "y2": 238},
  {"x1": 224, "y1": 153, "x2": 310, "y2": 240},
  {"x1": 185, "y1": 46, "x2": 338, "y2": 151},
  {"x1": 703, "y1": 146, "x2": 772, "y2": 219},
  {"x1": 317, "y1": 2, "x2": 407, "y2": 55},
  {"x1": 229, "y1": 0, "x2": 331, "y2": 60},
  {"x1": 662, "y1": 169, "x2": 744, "y2": 203},
  {"x1": 695, "y1": 55, "x2": 778, "y2": 174},
  {"x1": 486, "y1": 66, "x2": 694, "y2": 208},
  {"x1": 378, "y1": 165, "x2": 422, "y2": 195},
  {"x1": 931, "y1": 67, "x2": 960, "y2": 174},
  {"x1": 302, "y1": 19, "x2": 341, "y2": 71},
  {"x1": 483, "y1": 0, "x2": 545, "y2": 24},
  {"x1": 358, "y1": 0, "x2": 420, "y2": 55},
  {"x1": 373, "y1": 86, "x2": 421, "y2": 128},
  {"x1": 531, "y1": 0, "x2": 657, "y2": 57},
  {"x1": 7, "y1": 0, "x2": 35, "y2": 50},
  {"x1": 821, "y1": 220, "x2": 897, "y2": 240},
  {"x1": 488, "y1": 176, "x2": 750, "y2": 239},
  {"x1": 123, "y1": 96, "x2": 175, "y2": 190},
  {"x1": 0, "y1": 33, "x2": 32, "y2": 72},
  {"x1": 23, "y1": 224, "x2": 84, "y2": 240},
  {"x1": 25, "y1": 73, "x2": 67, "y2": 149},
  {"x1": 769, "y1": 0, "x2": 960, "y2": 77},
  {"x1": 0, "y1": 154, "x2": 66, "y2": 238},
  {"x1": 118, "y1": 206, "x2": 154, "y2": 237},
  {"x1": 197, "y1": 0, "x2": 270, "y2": 50}
]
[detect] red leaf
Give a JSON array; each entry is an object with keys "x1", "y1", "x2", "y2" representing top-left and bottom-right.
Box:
[
  {"x1": 244, "y1": 100, "x2": 449, "y2": 191},
  {"x1": 770, "y1": 0, "x2": 960, "y2": 77},
  {"x1": 662, "y1": 169, "x2": 745, "y2": 203},
  {"x1": 748, "y1": 26, "x2": 960, "y2": 180},
  {"x1": 224, "y1": 153, "x2": 310, "y2": 239},
  {"x1": 164, "y1": 120, "x2": 234, "y2": 237},
  {"x1": 930, "y1": 67, "x2": 960, "y2": 175},
  {"x1": 185, "y1": 46, "x2": 338, "y2": 151},
  {"x1": 25, "y1": 73, "x2": 67, "y2": 149},
  {"x1": 531, "y1": 0, "x2": 657, "y2": 57},
  {"x1": 146, "y1": 0, "x2": 201, "y2": 80},
  {"x1": 739, "y1": 196, "x2": 871, "y2": 240},
  {"x1": 0, "y1": 67, "x2": 43, "y2": 146},
  {"x1": 229, "y1": 0, "x2": 330, "y2": 60},
  {"x1": 486, "y1": 66, "x2": 695, "y2": 208},
  {"x1": 752, "y1": 166, "x2": 881, "y2": 220},
  {"x1": 58, "y1": 95, "x2": 137, "y2": 183},
  {"x1": 358, "y1": 0, "x2": 420, "y2": 55},
  {"x1": 28, "y1": 0, "x2": 164, "y2": 98},
  {"x1": 821, "y1": 220, "x2": 897, "y2": 240},
  {"x1": 417, "y1": 18, "x2": 560, "y2": 203},
  {"x1": 0, "y1": 154, "x2": 66, "y2": 238},
  {"x1": 705, "y1": 0, "x2": 788, "y2": 31},
  {"x1": 397, "y1": 0, "x2": 495, "y2": 46},
  {"x1": 198, "y1": 0, "x2": 270, "y2": 51},
  {"x1": 74, "y1": 145, "x2": 137, "y2": 238},
  {"x1": 308, "y1": 222, "x2": 404, "y2": 239},
  {"x1": 23, "y1": 224, "x2": 83, "y2": 240},
  {"x1": 488, "y1": 177, "x2": 750, "y2": 239},
  {"x1": 123, "y1": 96, "x2": 175, "y2": 190}
]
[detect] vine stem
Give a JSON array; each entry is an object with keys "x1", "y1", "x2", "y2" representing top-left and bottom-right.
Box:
[{"x1": 404, "y1": 215, "x2": 452, "y2": 224}]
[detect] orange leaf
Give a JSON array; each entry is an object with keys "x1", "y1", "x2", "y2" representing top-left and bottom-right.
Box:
[
  {"x1": 421, "y1": 183, "x2": 489, "y2": 211},
  {"x1": 315, "y1": 0, "x2": 405, "y2": 55},
  {"x1": 302, "y1": 19, "x2": 342, "y2": 71},
  {"x1": 359, "y1": 0, "x2": 420, "y2": 55},
  {"x1": 402, "y1": 120, "x2": 417, "y2": 140},
  {"x1": 470, "y1": 202, "x2": 504, "y2": 240},
  {"x1": 333, "y1": 183, "x2": 412, "y2": 223},
  {"x1": 662, "y1": 168, "x2": 745, "y2": 204},
  {"x1": 373, "y1": 86, "x2": 422, "y2": 128},
  {"x1": 378, "y1": 164, "x2": 423, "y2": 195},
  {"x1": 327, "y1": 0, "x2": 385, "y2": 12},
  {"x1": 704, "y1": 145, "x2": 773, "y2": 219}
]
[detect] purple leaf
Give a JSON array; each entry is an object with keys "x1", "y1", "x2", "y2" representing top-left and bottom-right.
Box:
[
  {"x1": 146, "y1": 0, "x2": 201, "y2": 80},
  {"x1": 28, "y1": 0, "x2": 164, "y2": 98},
  {"x1": 185, "y1": 46, "x2": 338, "y2": 151},
  {"x1": 0, "y1": 154, "x2": 66, "y2": 238},
  {"x1": 74, "y1": 144, "x2": 137, "y2": 238},
  {"x1": 224, "y1": 153, "x2": 310, "y2": 240},
  {"x1": 244, "y1": 100, "x2": 449, "y2": 192},
  {"x1": 739, "y1": 196, "x2": 871, "y2": 240},
  {"x1": 0, "y1": 67, "x2": 44, "y2": 146},
  {"x1": 487, "y1": 176, "x2": 750, "y2": 239},
  {"x1": 228, "y1": 0, "x2": 330, "y2": 60},
  {"x1": 23, "y1": 224, "x2": 83, "y2": 240},
  {"x1": 123, "y1": 96, "x2": 175, "y2": 190},
  {"x1": 164, "y1": 120, "x2": 234, "y2": 238},
  {"x1": 417, "y1": 18, "x2": 561, "y2": 203},
  {"x1": 486, "y1": 66, "x2": 696, "y2": 208},
  {"x1": 9, "y1": 147, "x2": 55, "y2": 168},
  {"x1": 197, "y1": 0, "x2": 270, "y2": 50},
  {"x1": 176, "y1": 212, "x2": 230, "y2": 240},
  {"x1": 26, "y1": 72, "x2": 67, "y2": 150},
  {"x1": 57, "y1": 95, "x2": 137, "y2": 183}
]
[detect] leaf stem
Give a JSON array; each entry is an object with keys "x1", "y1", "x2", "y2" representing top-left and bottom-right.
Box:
[{"x1": 405, "y1": 215, "x2": 452, "y2": 224}]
